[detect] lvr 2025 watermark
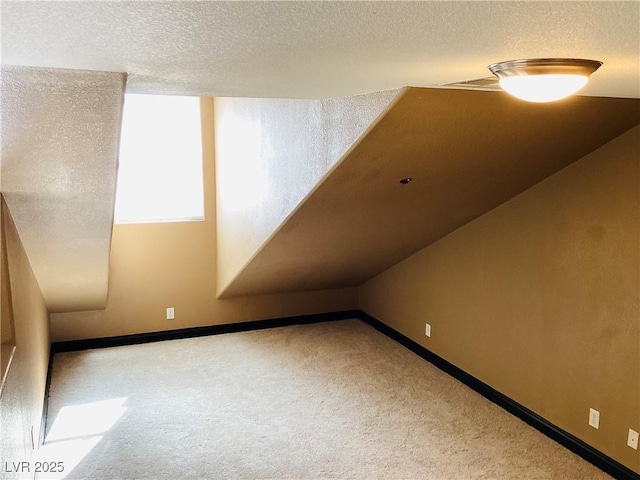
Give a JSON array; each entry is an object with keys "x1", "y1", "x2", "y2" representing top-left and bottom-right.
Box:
[{"x1": 3, "y1": 461, "x2": 65, "y2": 474}]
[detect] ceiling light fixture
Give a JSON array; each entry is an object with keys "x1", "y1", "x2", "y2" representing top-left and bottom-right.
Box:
[{"x1": 488, "y1": 58, "x2": 602, "y2": 103}]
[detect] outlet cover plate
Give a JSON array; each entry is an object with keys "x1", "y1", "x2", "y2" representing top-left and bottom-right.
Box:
[
  {"x1": 628, "y1": 429, "x2": 639, "y2": 450},
  {"x1": 425, "y1": 323, "x2": 431, "y2": 337},
  {"x1": 166, "y1": 307, "x2": 175, "y2": 320},
  {"x1": 589, "y1": 408, "x2": 600, "y2": 429}
]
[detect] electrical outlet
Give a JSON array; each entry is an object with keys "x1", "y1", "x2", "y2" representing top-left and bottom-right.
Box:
[
  {"x1": 589, "y1": 408, "x2": 600, "y2": 429},
  {"x1": 166, "y1": 307, "x2": 175, "y2": 320},
  {"x1": 425, "y1": 323, "x2": 431, "y2": 337},
  {"x1": 628, "y1": 429, "x2": 639, "y2": 450}
]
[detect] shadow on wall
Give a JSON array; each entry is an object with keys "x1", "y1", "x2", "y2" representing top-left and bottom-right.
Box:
[{"x1": 1, "y1": 196, "x2": 17, "y2": 396}]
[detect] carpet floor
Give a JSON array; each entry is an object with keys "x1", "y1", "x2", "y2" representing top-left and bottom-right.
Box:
[{"x1": 37, "y1": 319, "x2": 610, "y2": 479}]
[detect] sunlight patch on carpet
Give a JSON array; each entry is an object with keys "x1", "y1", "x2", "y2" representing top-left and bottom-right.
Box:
[{"x1": 35, "y1": 397, "x2": 128, "y2": 479}]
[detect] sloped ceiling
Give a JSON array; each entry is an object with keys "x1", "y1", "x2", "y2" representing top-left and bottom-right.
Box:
[
  {"x1": 1, "y1": 1, "x2": 639, "y2": 310},
  {"x1": 221, "y1": 87, "x2": 640, "y2": 298},
  {"x1": 0, "y1": 66, "x2": 125, "y2": 312},
  {"x1": 1, "y1": 1, "x2": 638, "y2": 99},
  {"x1": 215, "y1": 90, "x2": 402, "y2": 295}
]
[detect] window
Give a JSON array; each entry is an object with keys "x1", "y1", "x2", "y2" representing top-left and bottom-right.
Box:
[{"x1": 114, "y1": 94, "x2": 204, "y2": 224}]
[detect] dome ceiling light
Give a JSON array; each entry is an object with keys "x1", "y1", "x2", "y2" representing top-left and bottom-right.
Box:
[{"x1": 488, "y1": 58, "x2": 602, "y2": 103}]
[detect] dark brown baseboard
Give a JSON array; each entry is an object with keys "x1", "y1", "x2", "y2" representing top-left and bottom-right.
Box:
[{"x1": 41, "y1": 309, "x2": 638, "y2": 480}]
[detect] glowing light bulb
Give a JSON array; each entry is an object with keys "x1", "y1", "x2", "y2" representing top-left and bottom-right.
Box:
[
  {"x1": 488, "y1": 59, "x2": 602, "y2": 103},
  {"x1": 499, "y1": 74, "x2": 589, "y2": 102}
]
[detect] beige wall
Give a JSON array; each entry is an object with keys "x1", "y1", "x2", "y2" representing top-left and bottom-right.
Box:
[
  {"x1": 50, "y1": 98, "x2": 358, "y2": 342},
  {"x1": 360, "y1": 126, "x2": 640, "y2": 472},
  {"x1": 214, "y1": 91, "x2": 400, "y2": 296},
  {"x1": 0, "y1": 197, "x2": 51, "y2": 476}
]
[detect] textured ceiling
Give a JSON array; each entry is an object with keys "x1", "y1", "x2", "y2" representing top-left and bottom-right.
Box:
[
  {"x1": 0, "y1": 1, "x2": 638, "y2": 313},
  {"x1": 0, "y1": 66, "x2": 125, "y2": 312},
  {"x1": 221, "y1": 87, "x2": 640, "y2": 298},
  {"x1": 215, "y1": 90, "x2": 401, "y2": 295},
  {"x1": 1, "y1": 1, "x2": 638, "y2": 99}
]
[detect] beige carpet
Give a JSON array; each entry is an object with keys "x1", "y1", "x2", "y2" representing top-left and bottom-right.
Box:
[{"x1": 37, "y1": 319, "x2": 610, "y2": 479}]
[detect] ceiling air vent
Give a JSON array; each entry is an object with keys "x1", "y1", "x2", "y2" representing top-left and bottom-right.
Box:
[{"x1": 440, "y1": 76, "x2": 501, "y2": 91}]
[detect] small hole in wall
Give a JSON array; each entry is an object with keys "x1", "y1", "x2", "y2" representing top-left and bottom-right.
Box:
[{"x1": 399, "y1": 177, "x2": 413, "y2": 185}]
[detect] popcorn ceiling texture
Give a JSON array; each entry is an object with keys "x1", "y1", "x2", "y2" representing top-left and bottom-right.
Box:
[
  {"x1": 0, "y1": 66, "x2": 125, "y2": 312},
  {"x1": 214, "y1": 89, "x2": 402, "y2": 297},
  {"x1": 1, "y1": 1, "x2": 638, "y2": 99}
]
